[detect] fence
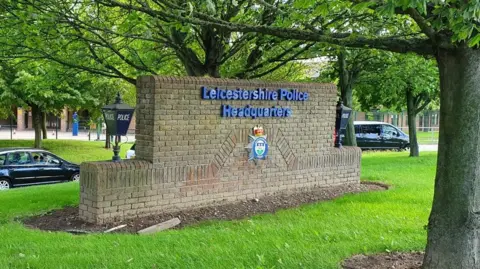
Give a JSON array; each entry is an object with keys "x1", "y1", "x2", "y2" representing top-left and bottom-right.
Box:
[{"x1": 397, "y1": 127, "x2": 439, "y2": 145}]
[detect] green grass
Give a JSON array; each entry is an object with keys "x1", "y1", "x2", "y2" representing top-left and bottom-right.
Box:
[
  {"x1": 0, "y1": 140, "x2": 132, "y2": 164},
  {"x1": 0, "y1": 141, "x2": 436, "y2": 269}
]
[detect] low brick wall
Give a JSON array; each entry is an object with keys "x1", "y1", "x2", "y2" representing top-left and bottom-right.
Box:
[
  {"x1": 80, "y1": 147, "x2": 361, "y2": 224},
  {"x1": 79, "y1": 76, "x2": 362, "y2": 224}
]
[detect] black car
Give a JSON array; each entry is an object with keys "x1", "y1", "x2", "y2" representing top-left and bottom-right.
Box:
[
  {"x1": 354, "y1": 121, "x2": 410, "y2": 150},
  {"x1": 0, "y1": 148, "x2": 80, "y2": 190}
]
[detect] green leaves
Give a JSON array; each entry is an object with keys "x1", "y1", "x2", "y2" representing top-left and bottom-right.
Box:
[
  {"x1": 354, "y1": 51, "x2": 439, "y2": 113},
  {"x1": 351, "y1": 1, "x2": 375, "y2": 13},
  {"x1": 468, "y1": 33, "x2": 480, "y2": 47},
  {"x1": 293, "y1": 0, "x2": 313, "y2": 9},
  {"x1": 205, "y1": 0, "x2": 216, "y2": 14}
]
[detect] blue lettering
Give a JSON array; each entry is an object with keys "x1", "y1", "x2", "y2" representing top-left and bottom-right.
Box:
[
  {"x1": 231, "y1": 107, "x2": 238, "y2": 116},
  {"x1": 251, "y1": 107, "x2": 257, "y2": 118},
  {"x1": 210, "y1": 89, "x2": 217, "y2": 99},
  {"x1": 220, "y1": 89, "x2": 227, "y2": 99},
  {"x1": 242, "y1": 91, "x2": 249, "y2": 100},
  {"x1": 233, "y1": 90, "x2": 239, "y2": 100},
  {"x1": 279, "y1": 89, "x2": 287, "y2": 100},
  {"x1": 253, "y1": 90, "x2": 259, "y2": 100},
  {"x1": 304, "y1": 92, "x2": 309, "y2": 101},
  {"x1": 226, "y1": 90, "x2": 233, "y2": 99},
  {"x1": 277, "y1": 108, "x2": 283, "y2": 117},
  {"x1": 244, "y1": 105, "x2": 251, "y2": 117},
  {"x1": 271, "y1": 91, "x2": 278, "y2": 100},
  {"x1": 285, "y1": 108, "x2": 292, "y2": 117},
  {"x1": 287, "y1": 90, "x2": 293, "y2": 101},
  {"x1": 258, "y1": 108, "x2": 264, "y2": 117},
  {"x1": 259, "y1": 89, "x2": 265, "y2": 100},
  {"x1": 222, "y1": 105, "x2": 231, "y2": 117},
  {"x1": 238, "y1": 107, "x2": 244, "y2": 117},
  {"x1": 201, "y1": 86, "x2": 209, "y2": 99}
]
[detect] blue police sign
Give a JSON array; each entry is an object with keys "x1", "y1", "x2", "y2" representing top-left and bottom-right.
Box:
[{"x1": 102, "y1": 93, "x2": 135, "y2": 136}]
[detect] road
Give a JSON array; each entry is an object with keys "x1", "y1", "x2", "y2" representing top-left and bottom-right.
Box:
[
  {"x1": 419, "y1": 144, "x2": 438, "y2": 152},
  {"x1": 0, "y1": 130, "x2": 136, "y2": 142}
]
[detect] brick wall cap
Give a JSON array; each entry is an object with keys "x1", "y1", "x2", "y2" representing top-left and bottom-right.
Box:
[{"x1": 136, "y1": 75, "x2": 335, "y2": 90}]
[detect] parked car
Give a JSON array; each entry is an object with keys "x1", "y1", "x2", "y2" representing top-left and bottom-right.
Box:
[
  {"x1": 0, "y1": 148, "x2": 80, "y2": 190},
  {"x1": 126, "y1": 143, "x2": 135, "y2": 159},
  {"x1": 353, "y1": 121, "x2": 409, "y2": 150}
]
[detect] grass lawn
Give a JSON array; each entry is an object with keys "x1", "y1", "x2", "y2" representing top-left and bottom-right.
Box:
[
  {"x1": 0, "y1": 140, "x2": 132, "y2": 164},
  {"x1": 0, "y1": 140, "x2": 435, "y2": 269}
]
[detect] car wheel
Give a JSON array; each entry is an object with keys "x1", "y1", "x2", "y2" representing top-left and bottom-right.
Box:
[
  {"x1": 0, "y1": 178, "x2": 11, "y2": 190},
  {"x1": 71, "y1": 173, "x2": 80, "y2": 182}
]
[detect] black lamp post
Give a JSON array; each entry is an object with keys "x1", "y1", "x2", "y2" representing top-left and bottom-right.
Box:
[
  {"x1": 335, "y1": 100, "x2": 353, "y2": 148},
  {"x1": 102, "y1": 92, "x2": 135, "y2": 162}
]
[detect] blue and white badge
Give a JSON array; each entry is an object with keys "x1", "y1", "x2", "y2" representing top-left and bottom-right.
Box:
[{"x1": 252, "y1": 137, "x2": 268, "y2": 159}]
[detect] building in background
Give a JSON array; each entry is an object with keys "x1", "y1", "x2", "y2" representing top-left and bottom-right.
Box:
[{"x1": 0, "y1": 106, "x2": 135, "y2": 133}]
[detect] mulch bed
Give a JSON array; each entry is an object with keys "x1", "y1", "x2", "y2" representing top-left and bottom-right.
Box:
[
  {"x1": 22, "y1": 181, "x2": 388, "y2": 234},
  {"x1": 342, "y1": 252, "x2": 424, "y2": 269}
]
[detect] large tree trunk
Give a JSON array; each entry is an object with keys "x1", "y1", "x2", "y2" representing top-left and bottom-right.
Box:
[
  {"x1": 423, "y1": 47, "x2": 480, "y2": 268},
  {"x1": 31, "y1": 104, "x2": 42, "y2": 148},
  {"x1": 338, "y1": 52, "x2": 357, "y2": 146},
  {"x1": 406, "y1": 89, "x2": 419, "y2": 157},
  {"x1": 41, "y1": 111, "x2": 47, "y2": 139}
]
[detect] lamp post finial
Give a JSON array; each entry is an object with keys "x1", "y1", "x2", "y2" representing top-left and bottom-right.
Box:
[{"x1": 115, "y1": 92, "x2": 123, "y2": 104}]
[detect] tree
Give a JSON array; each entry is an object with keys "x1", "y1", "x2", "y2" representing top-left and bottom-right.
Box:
[
  {"x1": 0, "y1": 66, "x2": 15, "y2": 120},
  {"x1": 0, "y1": 1, "x2": 181, "y2": 85},
  {"x1": 0, "y1": 60, "x2": 95, "y2": 148},
  {"x1": 355, "y1": 53, "x2": 439, "y2": 156},
  {"x1": 79, "y1": 75, "x2": 136, "y2": 148},
  {"x1": 152, "y1": 1, "x2": 480, "y2": 267},
  {"x1": 316, "y1": 48, "x2": 386, "y2": 146},
  {"x1": 1, "y1": 0, "x2": 315, "y2": 82}
]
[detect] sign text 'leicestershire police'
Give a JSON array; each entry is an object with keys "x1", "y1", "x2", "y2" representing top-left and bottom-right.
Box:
[{"x1": 201, "y1": 86, "x2": 308, "y2": 119}]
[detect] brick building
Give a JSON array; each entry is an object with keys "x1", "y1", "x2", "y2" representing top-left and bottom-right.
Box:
[{"x1": 0, "y1": 106, "x2": 136, "y2": 133}]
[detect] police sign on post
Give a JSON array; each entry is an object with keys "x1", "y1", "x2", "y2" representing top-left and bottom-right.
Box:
[{"x1": 102, "y1": 93, "x2": 135, "y2": 136}]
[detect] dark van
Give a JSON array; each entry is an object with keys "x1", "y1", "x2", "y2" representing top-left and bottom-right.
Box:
[{"x1": 353, "y1": 121, "x2": 409, "y2": 150}]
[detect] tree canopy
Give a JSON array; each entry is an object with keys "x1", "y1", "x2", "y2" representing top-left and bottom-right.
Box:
[
  {"x1": 1, "y1": 0, "x2": 315, "y2": 81},
  {"x1": 86, "y1": 1, "x2": 480, "y2": 268},
  {"x1": 2, "y1": 1, "x2": 480, "y2": 267}
]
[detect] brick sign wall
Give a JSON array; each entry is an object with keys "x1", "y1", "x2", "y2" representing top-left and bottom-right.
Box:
[{"x1": 80, "y1": 76, "x2": 361, "y2": 224}]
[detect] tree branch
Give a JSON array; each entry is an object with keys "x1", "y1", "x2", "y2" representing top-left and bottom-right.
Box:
[
  {"x1": 245, "y1": 42, "x2": 315, "y2": 79},
  {"x1": 99, "y1": 0, "x2": 435, "y2": 55},
  {"x1": 405, "y1": 8, "x2": 437, "y2": 42},
  {"x1": 415, "y1": 94, "x2": 431, "y2": 114}
]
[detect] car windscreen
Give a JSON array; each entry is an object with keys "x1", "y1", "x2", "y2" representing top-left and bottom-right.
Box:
[{"x1": 382, "y1": 125, "x2": 400, "y2": 136}]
